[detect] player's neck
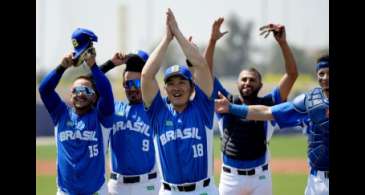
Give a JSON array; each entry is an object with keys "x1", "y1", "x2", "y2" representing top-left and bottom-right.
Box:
[
  {"x1": 239, "y1": 96, "x2": 256, "y2": 105},
  {"x1": 324, "y1": 90, "x2": 329, "y2": 99},
  {"x1": 74, "y1": 107, "x2": 92, "y2": 116},
  {"x1": 173, "y1": 104, "x2": 188, "y2": 113}
]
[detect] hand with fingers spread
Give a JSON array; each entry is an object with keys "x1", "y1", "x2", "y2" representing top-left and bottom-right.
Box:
[
  {"x1": 61, "y1": 53, "x2": 75, "y2": 69},
  {"x1": 111, "y1": 52, "x2": 127, "y2": 66},
  {"x1": 259, "y1": 23, "x2": 286, "y2": 43},
  {"x1": 215, "y1": 91, "x2": 231, "y2": 114},
  {"x1": 210, "y1": 17, "x2": 228, "y2": 42}
]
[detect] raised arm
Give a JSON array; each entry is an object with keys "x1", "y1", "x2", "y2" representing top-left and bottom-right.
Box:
[
  {"x1": 99, "y1": 52, "x2": 127, "y2": 74},
  {"x1": 167, "y1": 8, "x2": 213, "y2": 98},
  {"x1": 84, "y1": 48, "x2": 115, "y2": 116},
  {"x1": 215, "y1": 92, "x2": 274, "y2": 121},
  {"x1": 38, "y1": 53, "x2": 73, "y2": 122},
  {"x1": 260, "y1": 24, "x2": 298, "y2": 101},
  {"x1": 141, "y1": 11, "x2": 174, "y2": 107},
  {"x1": 204, "y1": 17, "x2": 228, "y2": 76}
]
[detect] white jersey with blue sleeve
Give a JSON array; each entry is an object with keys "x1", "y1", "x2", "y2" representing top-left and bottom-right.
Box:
[
  {"x1": 146, "y1": 85, "x2": 216, "y2": 184},
  {"x1": 109, "y1": 101, "x2": 155, "y2": 175}
]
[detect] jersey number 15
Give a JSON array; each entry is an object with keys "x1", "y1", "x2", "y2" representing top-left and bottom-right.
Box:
[{"x1": 88, "y1": 144, "x2": 99, "y2": 158}]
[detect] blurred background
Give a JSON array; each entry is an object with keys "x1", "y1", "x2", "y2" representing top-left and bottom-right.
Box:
[{"x1": 36, "y1": 0, "x2": 328, "y2": 194}]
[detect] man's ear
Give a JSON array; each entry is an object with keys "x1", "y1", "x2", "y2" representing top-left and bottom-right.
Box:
[{"x1": 258, "y1": 82, "x2": 263, "y2": 91}]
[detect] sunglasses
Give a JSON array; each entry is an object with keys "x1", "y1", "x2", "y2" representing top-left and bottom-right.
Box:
[
  {"x1": 123, "y1": 79, "x2": 141, "y2": 89},
  {"x1": 72, "y1": 85, "x2": 95, "y2": 96}
]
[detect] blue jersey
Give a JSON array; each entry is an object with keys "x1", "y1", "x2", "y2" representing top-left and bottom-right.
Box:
[
  {"x1": 109, "y1": 101, "x2": 155, "y2": 175},
  {"x1": 39, "y1": 65, "x2": 114, "y2": 194},
  {"x1": 146, "y1": 85, "x2": 216, "y2": 184},
  {"x1": 214, "y1": 78, "x2": 281, "y2": 169},
  {"x1": 271, "y1": 87, "x2": 329, "y2": 170}
]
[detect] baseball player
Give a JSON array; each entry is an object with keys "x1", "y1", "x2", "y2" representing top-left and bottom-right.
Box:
[
  {"x1": 38, "y1": 28, "x2": 114, "y2": 195},
  {"x1": 141, "y1": 8, "x2": 218, "y2": 194},
  {"x1": 97, "y1": 50, "x2": 160, "y2": 195},
  {"x1": 215, "y1": 54, "x2": 329, "y2": 195},
  {"x1": 204, "y1": 20, "x2": 298, "y2": 195}
]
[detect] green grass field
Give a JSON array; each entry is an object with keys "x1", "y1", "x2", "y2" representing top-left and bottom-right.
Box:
[{"x1": 37, "y1": 134, "x2": 307, "y2": 195}]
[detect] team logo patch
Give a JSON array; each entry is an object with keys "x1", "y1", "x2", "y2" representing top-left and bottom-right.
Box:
[
  {"x1": 66, "y1": 121, "x2": 73, "y2": 127},
  {"x1": 72, "y1": 39, "x2": 78, "y2": 48},
  {"x1": 171, "y1": 65, "x2": 180, "y2": 73},
  {"x1": 165, "y1": 120, "x2": 173, "y2": 126},
  {"x1": 259, "y1": 175, "x2": 266, "y2": 180},
  {"x1": 75, "y1": 121, "x2": 85, "y2": 130},
  {"x1": 200, "y1": 193, "x2": 208, "y2": 195},
  {"x1": 147, "y1": 185, "x2": 154, "y2": 191}
]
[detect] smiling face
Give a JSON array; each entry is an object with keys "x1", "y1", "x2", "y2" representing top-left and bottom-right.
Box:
[
  {"x1": 317, "y1": 67, "x2": 329, "y2": 96},
  {"x1": 70, "y1": 78, "x2": 96, "y2": 113},
  {"x1": 164, "y1": 76, "x2": 193, "y2": 112},
  {"x1": 237, "y1": 69, "x2": 262, "y2": 99},
  {"x1": 123, "y1": 71, "x2": 142, "y2": 104}
]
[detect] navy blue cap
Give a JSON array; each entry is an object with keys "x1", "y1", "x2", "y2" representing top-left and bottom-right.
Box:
[
  {"x1": 315, "y1": 61, "x2": 329, "y2": 72},
  {"x1": 163, "y1": 65, "x2": 193, "y2": 82},
  {"x1": 125, "y1": 50, "x2": 149, "y2": 72},
  {"x1": 71, "y1": 28, "x2": 98, "y2": 59}
]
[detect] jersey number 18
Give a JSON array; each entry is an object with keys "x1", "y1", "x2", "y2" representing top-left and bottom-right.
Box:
[{"x1": 192, "y1": 144, "x2": 204, "y2": 158}]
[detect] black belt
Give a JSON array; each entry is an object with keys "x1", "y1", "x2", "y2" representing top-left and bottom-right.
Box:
[
  {"x1": 310, "y1": 169, "x2": 329, "y2": 179},
  {"x1": 110, "y1": 172, "x2": 157, "y2": 183},
  {"x1": 163, "y1": 178, "x2": 210, "y2": 192},
  {"x1": 223, "y1": 164, "x2": 268, "y2": 176}
]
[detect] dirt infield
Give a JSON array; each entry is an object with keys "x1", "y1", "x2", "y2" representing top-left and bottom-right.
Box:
[{"x1": 37, "y1": 158, "x2": 308, "y2": 176}]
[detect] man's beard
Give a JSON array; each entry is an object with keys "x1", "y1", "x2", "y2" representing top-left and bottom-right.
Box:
[
  {"x1": 127, "y1": 91, "x2": 142, "y2": 104},
  {"x1": 239, "y1": 87, "x2": 260, "y2": 101}
]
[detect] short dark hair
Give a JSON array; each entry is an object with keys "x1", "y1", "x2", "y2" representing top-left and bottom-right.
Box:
[
  {"x1": 243, "y1": 67, "x2": 262, "y2": 82},
  {"x1": 317, "y1": 54, "x2": 329, "y2": 63}
]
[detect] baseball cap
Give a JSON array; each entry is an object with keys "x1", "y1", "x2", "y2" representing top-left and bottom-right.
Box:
[
  {"x1": 315, "y1": 59, "x2": 329, "y2": 72},
  {"x1": 125, "y1": 50, "x2": 149, "y2": 72},
  {"x1": 163, "y1": 65, "x2": 193, "y2": 83},
  {"x1": 71, "y1": 28, "x2": 98, "y2": 59}
]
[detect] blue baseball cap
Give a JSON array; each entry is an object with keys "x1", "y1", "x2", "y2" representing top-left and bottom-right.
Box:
[
  {"x1": 315, "y1": 60, "x2": 329, "y2": 72},
  {"x1": 71, "y1": 28, "x2": 98, "y2": 59},
  {"x1": 163, "y1": 65, "x2": 193, "y2": 83},
  {"x1": 125, "y1": 50, "x2": 149, "y2": 72}
]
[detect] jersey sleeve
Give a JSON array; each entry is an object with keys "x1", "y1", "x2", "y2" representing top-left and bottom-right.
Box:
[
  {"x1": 91, "y1": 65, "x2": 115, "y2": 128},
  {"x1": 38, "y1": 66, "x2": 67, "y2": 124},
  {"x1": 262, "y1": 86, "x2": 282, "y2": 105},
  {"x1": 193, "y1": 84, "x2": 217, "y2": 129},
  {"x1": 271, "y1": 93, "x2": 308, "y2": 128},
  {"x1": 213, "y1": 77, "x2": 230, "y2": 97},
  {"x1": 145, "y1": 91, "x2": 165, "y2": 123}
]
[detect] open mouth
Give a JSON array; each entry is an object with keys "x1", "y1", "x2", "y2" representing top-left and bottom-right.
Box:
[{"x1": 173, "y1": 93, "x2": 183, "y2": 98}]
